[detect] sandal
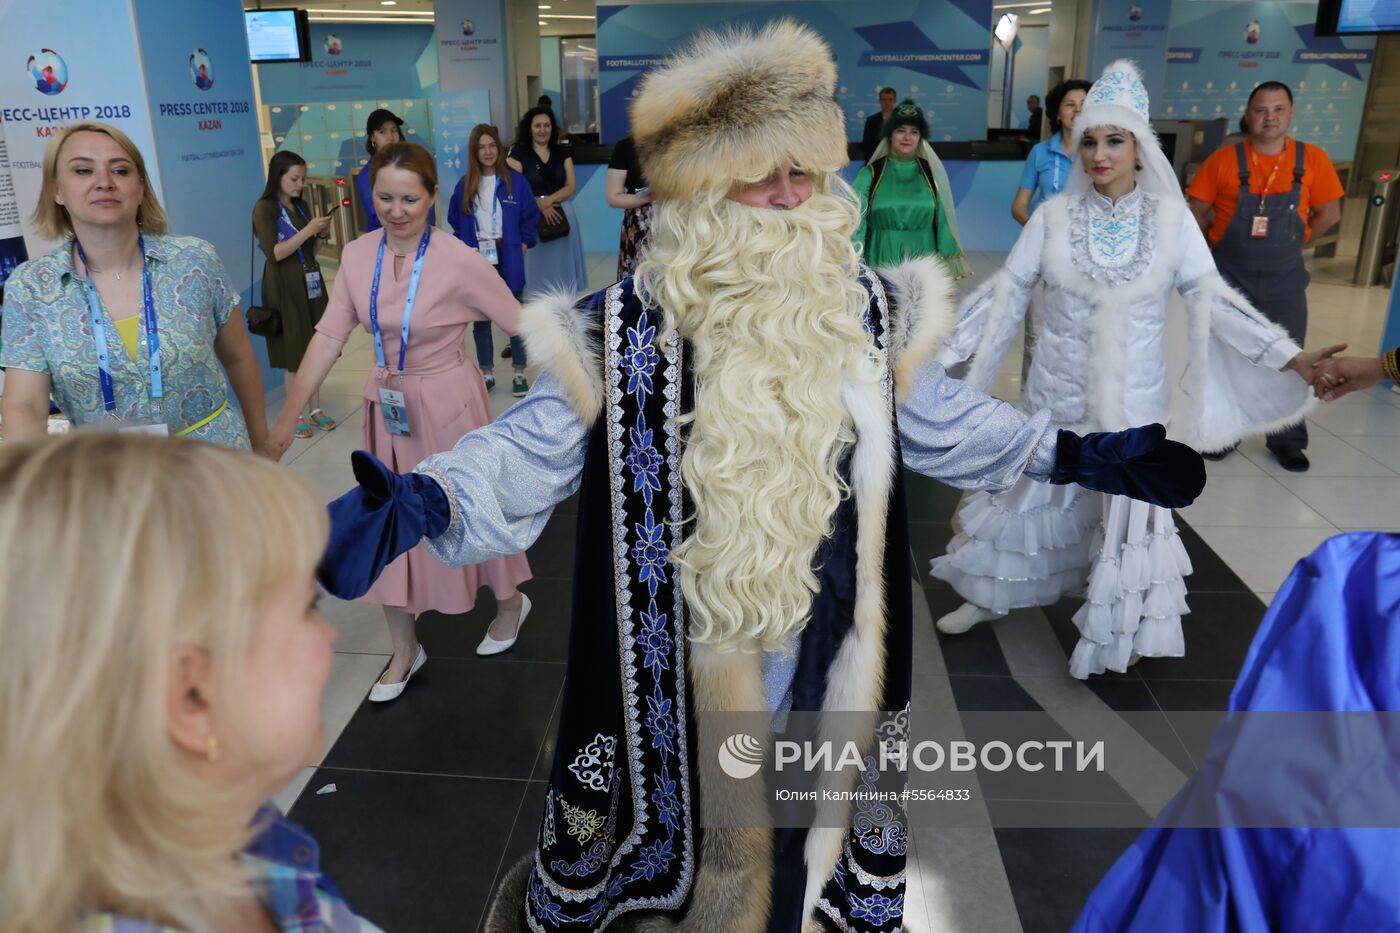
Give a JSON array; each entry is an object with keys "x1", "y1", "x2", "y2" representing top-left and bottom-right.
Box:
[
  {"x1": 294, "y1": 420, "x2": 314, "y2": 439},
  {"x1": 310, "y1": 408, "x2": 337, "y2": 432}
]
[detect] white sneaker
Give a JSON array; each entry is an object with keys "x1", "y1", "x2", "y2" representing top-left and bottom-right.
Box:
[
  {"x1": 368, "y1": 645, "x2": 427, "y2": 702},
  {"x1": 935, "y1": 602, "x2": 1006, "y2": 635},
  {"x1": 476, "y1": 593, "x2": 532, "y2": 656}
]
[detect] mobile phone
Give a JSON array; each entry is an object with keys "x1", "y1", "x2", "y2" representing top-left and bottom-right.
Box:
[{"x1": 326, "y1": 203, "x2": 342, "y2": 215}]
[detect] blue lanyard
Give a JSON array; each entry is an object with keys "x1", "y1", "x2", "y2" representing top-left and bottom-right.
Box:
[
  {"x1": 75, "y1": 237, "x2": 162, "y2": 413},
  {"x1": 369, "y1": 227, "x2": 431, "y2": 373},
  {"x1": 278, "y1": 203, "x2": 310, "y2": 266}
]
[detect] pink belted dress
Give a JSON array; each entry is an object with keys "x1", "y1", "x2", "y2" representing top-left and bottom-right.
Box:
[{"x1": 317, "y1": 227, "x2": 532, "y2": 613}]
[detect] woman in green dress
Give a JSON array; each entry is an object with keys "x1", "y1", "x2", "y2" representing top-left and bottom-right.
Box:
[
  {"x1": 253, "y1": 151, "x2": 335, "y2": 439},
  {"x1": 853, "y1": 99, "x2": 972, "y2": 279}
]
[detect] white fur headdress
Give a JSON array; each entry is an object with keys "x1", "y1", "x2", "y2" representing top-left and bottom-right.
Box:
[
  {"x1": 628, "y1": 20, "x2": 849, "y2": 202},
  {"x1": 1077, "y1": 58, "x2": 1152, "y2": 138},
  {"x1": 1067, "y1": 58, "x2": 1180, "y2": 198}
]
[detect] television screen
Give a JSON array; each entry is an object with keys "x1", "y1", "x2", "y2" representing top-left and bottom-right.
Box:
[
  {"x1": 1317, "y1": 0, "x2": 1400, "y2": 35},
  {"x1": 246, "y1": 9, "x2": 310, "y2": 63}
]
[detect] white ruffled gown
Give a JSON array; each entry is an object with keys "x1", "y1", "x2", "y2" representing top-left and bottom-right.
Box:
[{"x1": 930, "y1": 188, "x2": 1309, "y2": 678}]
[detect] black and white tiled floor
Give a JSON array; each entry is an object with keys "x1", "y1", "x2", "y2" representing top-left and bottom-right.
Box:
[{"x1": 270, "y1": 250, "x2": 1400, "y2": 931}]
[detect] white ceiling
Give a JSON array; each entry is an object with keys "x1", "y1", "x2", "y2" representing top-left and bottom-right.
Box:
[{"x1": 244, "y1": 0, "x2": 598, "y2": 32}]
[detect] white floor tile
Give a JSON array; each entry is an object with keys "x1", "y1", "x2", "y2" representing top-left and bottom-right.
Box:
[
  {"x1": 1202, "y1": 448, "x2": 1268, "y2": 478},
  {"x1": 1178, "y1": 476, "x2": 1333, "y2": 528},
  {"x1": 1275, "y1": 476, "x2": 1400, "y2": 530},
  {"x1": 1188, "y1": 526, "x2": 1337, "y2": 593},
  {"x1": 1238, "y1": 434, "x2": 1393, "y2": 478},
  {"x1": 1305, "y1": 397, "x2": 1400, "y2": 437},
  {"x1": 1340, "y1": 434, "x2": 1400, "y2": 472}
]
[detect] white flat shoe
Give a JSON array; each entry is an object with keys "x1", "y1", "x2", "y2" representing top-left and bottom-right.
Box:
[
  {"x1": 935, "y1": 602, "x2": 1006, "y2": 635},
  {"x1": 368, "y1": 645, "x2": 426, "y2": 702},
  {"x1": 476, "y1": 593, "x2": 532, "y2": 656}
]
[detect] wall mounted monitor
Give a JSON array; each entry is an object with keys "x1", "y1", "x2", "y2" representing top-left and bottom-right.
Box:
[
  {"x1": 1316, "y1": 0, "x2": 1400, "y2": 36},
  {"x1": 246, "y1": 8, "x2": 312, "y2": 63}
]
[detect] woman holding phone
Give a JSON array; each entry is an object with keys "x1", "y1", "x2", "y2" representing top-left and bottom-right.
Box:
[{"x1": 253, "y1": 151, "x2": 336, "y2": 437}]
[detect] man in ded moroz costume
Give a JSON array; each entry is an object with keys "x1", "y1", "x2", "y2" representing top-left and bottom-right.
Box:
[{"x1": 320, "y1": 25, "x2": 1206, "y2": 932}]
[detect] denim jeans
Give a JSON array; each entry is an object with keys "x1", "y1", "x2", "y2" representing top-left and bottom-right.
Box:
[{"x1": 471, "y1": 287, "x2": 526, "y2": 371}]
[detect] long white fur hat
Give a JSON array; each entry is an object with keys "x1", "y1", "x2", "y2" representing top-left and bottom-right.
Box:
[
  {"x1": 1074, "y1": 58, "x2": 1154, "y2": 142},
  {"x1": 628, "y1": 19, "x2": 849, "y2": 202}
]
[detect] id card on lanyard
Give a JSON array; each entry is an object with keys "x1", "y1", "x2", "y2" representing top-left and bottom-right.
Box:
[
  {"x1": 76, "y1": 237, "x2": 167, "y2": 434},
  {"x1": 369, "y1": 227, "x2": 431, "y2": 436},
  {"x1": 476, "y1": 189, "x2": 500, "y2": 265},
  {"x1": 1248, "y1": 145, "x2": 1283, "y2": 239},
  {"x1": 278, "y1": 204, "x2": 324, "y2": 298}
]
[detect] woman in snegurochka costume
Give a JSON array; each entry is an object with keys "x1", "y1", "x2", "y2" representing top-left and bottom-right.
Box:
[
  {"x1": 929, "y1": 60, "x2": 1342, "y2": 678},
  {"x1": 852, "y1": 99, "x2": 972, "y2": 279}
]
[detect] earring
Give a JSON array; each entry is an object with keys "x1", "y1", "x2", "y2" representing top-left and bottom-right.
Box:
[{"x1": 205, "y1": 735, "x2": 221, "y2": 763}]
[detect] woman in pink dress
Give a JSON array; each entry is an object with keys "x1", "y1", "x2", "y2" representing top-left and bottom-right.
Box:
[{"x1": 269, "y1": 141, "x2": 532, "y2": 701}]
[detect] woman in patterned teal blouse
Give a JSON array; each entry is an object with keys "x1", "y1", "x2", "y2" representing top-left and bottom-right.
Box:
[
  {"x1": 0, "y1": 123, "x2": 267, "y2": 450},
  {"x1": 0, "y1": 433, "x2": 378, "y2": 931}
]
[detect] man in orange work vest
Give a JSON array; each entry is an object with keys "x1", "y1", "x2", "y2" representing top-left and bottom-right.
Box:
[{"x1": 1186, "y1": 81, "x2": 1344, "y2": 472}]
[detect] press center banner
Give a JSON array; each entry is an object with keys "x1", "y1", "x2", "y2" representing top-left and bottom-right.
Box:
[
  {"x1": 435, "y1": 0, "x2": 509, "y2": 130},
  {"x1": 0, "y1": 0, "x2": 159, "y2": 256},
  {"x1": 596, "y1": 0, "x2": 994, "y2": 144}
]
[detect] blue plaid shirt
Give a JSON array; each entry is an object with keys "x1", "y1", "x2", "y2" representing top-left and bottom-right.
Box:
[{"x1": 78, "y1": 808, "x2": 379, "y2": 932}]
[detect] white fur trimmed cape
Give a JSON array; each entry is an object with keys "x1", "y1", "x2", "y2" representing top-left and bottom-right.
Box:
[
  {"x1": 483, "y1": 257, "x2": 955, "y2": 933},
  {"x1": 940, "y1": 190, "x2": 1315, "y2": 452}
]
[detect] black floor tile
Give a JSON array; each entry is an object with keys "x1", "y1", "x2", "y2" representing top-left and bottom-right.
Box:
[
  {"x1": 902, "y1": 471, "x2": 966, "y2": 522},
  {"x1": 1141, "y1": 677, "x2": 1238, "y2": 711},
  {"x1": 927, "y1": 586, "x2": 1012, "y2": 676},
  {"x1": 484, "y1": 779, "x2": 550, "y2": 929},
  {"x1": 948, "y1": 674, "x2": 1041, "y2": 711},
  {"x1": 532, "y1": 687, "x2": 563, "y2": 782},
  {"x1": 1132, "y1": 591, "x2": 1267, "y2": 681},
  {"x1": 322, "y1": 658, "x2": 564, "y2": 779},
  {"x1": 417, "y1": 579, "x2": 573, "y2": 663},
  {"x1": 994, "y1": 827, "x2": 1141, "y2": 933},
  {"x1": 288, "y1": 769, "x2": 528, "y2": 933},
  {"x1": 907, "y1": 520, "x2": 956, "y2": 569},
  {"x1": 1175, "y1": 520, "x2": 1251, "y2": 594},
  {"x1": 523, "y1": 512, "x2": 578, "y2": 580}
]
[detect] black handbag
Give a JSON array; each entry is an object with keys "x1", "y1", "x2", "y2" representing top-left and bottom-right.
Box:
[
  {"x1": 536, "y1": 206, "x2": 571, "y2": 243},
  {"x1": 244, "y1": 232, "x2": 282, "y2": 338}
]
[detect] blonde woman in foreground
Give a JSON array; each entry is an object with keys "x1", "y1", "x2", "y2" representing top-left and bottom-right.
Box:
[{"x1": 0, "y1": 433, "x2": 379, "y2": 932}]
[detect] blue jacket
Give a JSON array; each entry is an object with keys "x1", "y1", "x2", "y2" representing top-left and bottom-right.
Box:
[
  {"x1": 447, "y1": 170, "x2": 539, "y2": 294},
  {"x1": 355, "y1": 168, "x2": 435, "y2": 234},
  {"x1": 1073, "y1": 532, "x2": 1400, "y2": 933}
]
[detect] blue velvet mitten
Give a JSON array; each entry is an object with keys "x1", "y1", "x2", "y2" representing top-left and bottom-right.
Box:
[
  {"x1": 317, "y1": 451, "x2": 452, "y2": 599},
  {"x1": 1050, "y1": 423, "x2": 1206, "y2": 509}
]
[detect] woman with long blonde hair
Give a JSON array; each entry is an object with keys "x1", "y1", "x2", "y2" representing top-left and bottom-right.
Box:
[{"x1": 0, "y1": 433, "x2": 378, "y2": 931}]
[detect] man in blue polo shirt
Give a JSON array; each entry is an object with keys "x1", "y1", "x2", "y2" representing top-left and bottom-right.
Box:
[{"x1": 1011, "y1": 79, "x2": 1092, "y2": 225}]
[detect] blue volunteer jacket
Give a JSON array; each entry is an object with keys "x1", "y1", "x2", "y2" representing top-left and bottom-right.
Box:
[{"x1": 447, "y1": 170, "x2": 539, "y2": 294}]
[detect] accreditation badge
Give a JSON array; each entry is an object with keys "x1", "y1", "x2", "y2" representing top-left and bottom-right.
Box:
[
  {"x1": 478, "y1": 237, "x2": 499, "y2": 265},
  {"x1": 378, "y1": 387, "x2": 412, "y2": 437},
  {"x1": 305, "y1": 268, "x2": 325, "y2": 300},
  {"x1": 1251, "y1": 216, "x2": 1270, "y2": 238}
]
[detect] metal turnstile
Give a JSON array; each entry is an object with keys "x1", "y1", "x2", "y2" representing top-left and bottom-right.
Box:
[
  {"x1": 301, "y1": 176, "x2": 355, "y2": 263},
  {"x1": 1354, "y1": 169, "x2": 1400, "y2": 286}
]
